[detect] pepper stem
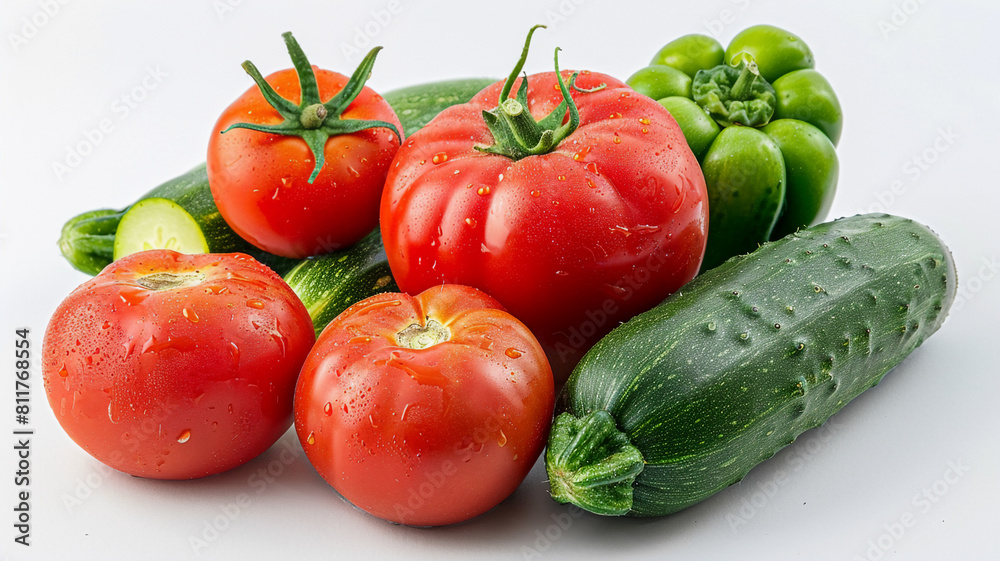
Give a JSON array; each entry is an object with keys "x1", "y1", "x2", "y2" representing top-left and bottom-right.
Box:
[
  {"x1": 221, "y1": 32, "x2": 401, "y2": 184},
  {"x1": 729, "y1": 59, "x2": 761, "y2": 101}
]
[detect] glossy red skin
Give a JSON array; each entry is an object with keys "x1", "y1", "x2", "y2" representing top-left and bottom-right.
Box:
[
  {"x1": 294, "y1": 285, "x2": 554, "y2": 526},
  {"x1": 380, "y1": 70, "x2": 709, "y2": 382},
  {"x1": 42, "y1": 251, "x2": 315, "y2": 479},
  {"x1": 208, "y1": 66, "x2": 402, "y2": 258}
]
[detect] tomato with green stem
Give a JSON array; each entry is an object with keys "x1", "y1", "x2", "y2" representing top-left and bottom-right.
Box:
[
  {"x1": 380, "y1": 26, "x2": 708, "y2": 382},
  {"x1": 208, "y1": 32, "x2": 402, "y2": 259}
]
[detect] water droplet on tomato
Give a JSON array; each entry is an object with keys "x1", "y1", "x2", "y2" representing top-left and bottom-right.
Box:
[
  {"x1": 58, "y1": 363, "x2": 69, "y2": 378},
  {"x1": 465, "y1": 217, "x2": 477, "y2": 228},
  {"x1": 228, "y1": 403, "x2": 234, "y2": 414},
  {"x1": 603, "y1": 284, "x2": 629, "y2": 297},
  {"x1": 498, "y1": 430, "x2": 508, "y2": 447},
  {"x1": 182, "y1": 307, "x2": 200, "y2": 323},
  {"x1": 613, "y1": 136, "x2": 621, "y2": 144},
  {"x1": 638, "y1": 117, "x2": 651, "y2": 125},
  {"x1": 557, "y1": 175, "x2": 566, "y2": 181},
  {"x1": 211, "y1": 421, "x2": 219, "y2": 432},
  {"x1": 118, "y1": 287, "x2": 148, "y2": 306},
  {"x1": 246, "y1": 299, "x2": 264, "y2": 309},
  {"x1": 585, "y1": 162, "x2": 600, "y2": 175},
  {"x1": 306, "y1": 431, "x2": 315, "y2": 445},
  {"x1": 348, "y1": 166, "x2": 360, "y2": 177},
  {"x1": 323, "y1": 402, "x2": 333, "y2": 416},
  {"x1": 177, "y1": 429, "x2": 191, "y2": 443},
  {"x1": 348, "y1": 336, "x2": 371, "y2": 345},
  {"x1": 609, "y1": 112, "x2": 623, "y2": 119},
  {"x1": 554, "y1": 270, "x2": 569, "y2": 277},
  {"x1": 477, "y1": 186, "x2": 491, "y2": 196},
  {"x1": 229, "y1": 342, "x2": 240, "y2": 366},
  {"x1": 573, "y1": 145, "x2": 592, "y2": 161},
  {"x1": 530, "y1": 189, "x2": 541, "y2": 197},
  {"x1": 505, "y1": 348, "x2": 523, "y2": 359},
  {"x1": 431, "y1": 152, "x2": 448, "y2": 164}
]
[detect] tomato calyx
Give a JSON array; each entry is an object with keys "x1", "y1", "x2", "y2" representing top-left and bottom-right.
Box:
[
  {"x1": 692, "y1": 52, "x2": 777, "y2": 128},
  {"x1": 477, "y1": 25, "x2": 605, "y2": 161},
  {"x1": 135, "y1": 271, "x2": 205, "y2": 291},
  {"x1": 221, "y1": 31, "x2": 402, "y2": 183},
  {"x1": 396, "y1": 319, "x2": 450, "y2": 349}
]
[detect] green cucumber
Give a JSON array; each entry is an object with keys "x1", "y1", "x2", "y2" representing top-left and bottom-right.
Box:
[
  {"x1": 58, "y1": 77, "x2": 494, "y2": 276},
  {"x1": 546, "y1": 213, "x2": 956, "y2": 517},
  {"x1": 382, "y1": 77, "x2": 496, "y2": 136},
  {"x1": 282, "y1": 228, "x2": 398, "y2": 335},
  {"x1": 113, "y1": 197, "x2": 210, "y2": 259},
  {"x1": 58, "y1": 164, "x2": 299, "y2": 276}
]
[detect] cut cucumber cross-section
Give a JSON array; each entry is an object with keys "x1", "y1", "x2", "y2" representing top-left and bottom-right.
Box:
[{"x1": 113, "y1": 197, "x2": 210, "y2": 260}]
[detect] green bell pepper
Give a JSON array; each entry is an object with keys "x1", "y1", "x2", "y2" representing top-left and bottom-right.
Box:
[{"x1": 628, "y1": 25, "x2": 842, "y2": 270}]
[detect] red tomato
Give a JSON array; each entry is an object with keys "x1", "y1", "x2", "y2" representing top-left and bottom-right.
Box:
[
  {"x1": 42, "y1": 251, "x2": 315, "y2": 479},
  {"x1": 208, "y1": 33, "x2": 401, "y2": 258},
  {"x1": 380, "y1": 69, "x2": 708, "y2": 382},
  {"x1": 294, "y1": 285, "x2": 554, "y2": 526}
]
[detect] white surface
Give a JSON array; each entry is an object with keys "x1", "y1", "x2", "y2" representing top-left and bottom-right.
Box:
[{"x1": 2, "y1": 1, "x2": 999, "y2": 560}]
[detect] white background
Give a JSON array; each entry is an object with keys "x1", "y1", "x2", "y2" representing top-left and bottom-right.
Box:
[{"x1": 2, "y1": 1, "x2": 999, "y2": 560}]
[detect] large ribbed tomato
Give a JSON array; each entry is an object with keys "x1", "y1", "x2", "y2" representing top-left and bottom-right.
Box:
[{"x1": 380, "y1": 30, "x2": 708, "y2": 381}]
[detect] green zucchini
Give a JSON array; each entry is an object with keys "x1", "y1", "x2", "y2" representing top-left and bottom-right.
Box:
[
  {"x1": 545, "y1": 213, "x2": 956, "y2": 517},
  {"x1": 282, "y1": 228, "x2": 398, "y2": 335},
  {"x1": 58, "y1": 77, "x2": 495, "y2": 276},
  {"x1": 381, "y1": 77, "x2": 496, "y2": 136}
]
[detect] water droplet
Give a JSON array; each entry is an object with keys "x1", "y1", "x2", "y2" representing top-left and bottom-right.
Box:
[
  {"x1": 706, "y1": 321, "x2": 717, "y2": 332},
  {"x1": 613, "y1": 136, "x2": 621, "y2": 144},
  {"x1": 557, "y1": 175, "x2": 566, "y2": 181},
  {"x1": 603, "y1": 284, "x2": 628, "y2": 297},
  {"x1": 419, "y1": 159, "x2": 426, "y2": 165},
  {"x1": 211, "y1": 421, "x2": 218, "y2": 432},
  {"x1": 348, "y1": 166, "x2": 360, "y2": 177},
  {"x1": 505, "y1": 348, "x2": 523, "y2": 359},
  {"x1": 246, "y1": 299, "x2": 265, "y2": 309},
  {"x1": 348, "y1": 336, "x2": 371, "y2": 345},
  {"x1": 306, "y1": 431, "x2": 315, "y2": 445},
  {"x1": 177, "y1": 429, "x2": 191, "y2": 443},
  {"x1": 609, "y1": 112, "x2": 623, "y2": 119},
  {"x1": 641, "y1": 128, "x2": 649, "y2": 134},
  {"x1": 431, "y1": 152, "x2": 448, "y2": 164},
  {"x1": 554, "y1": 270, "x2": 569, "y2": 277},
  {"x1": 638, "y1": 117, "x2": 651, "y2": 125},
  {"x1": 323, "y1": 402, "x2": 333, "y2": 416},
  {"x1": 58, "y1": 363, "x2": 69, "y2": 378},
  {"x1": 585, "y1": 162, "x2": 600, "y2": 175},
  {"x1": 465, "y1": 217, "x2": 478, "y2": 227},
  {"x1": 498, "y1": 430, "x2": 508, "y2": 447},
  {"x1": 228, "y1": 403, "x2": 234, "y2": 414},
  {"x1": 182, "y1": 307, "x2": 200, "y2": 323},
  {"x1": 477, "y1": 186, "x2": 491, "y2": 196},
  {"x1": 573, "y1": 145, "x2": 592, "y2": 161},
  {"x1": 530, "y1": 189, "x2": 541, "y2": 197},
  {"x1": 228, "y1": 342, "x2": 240, "y2": 365}
]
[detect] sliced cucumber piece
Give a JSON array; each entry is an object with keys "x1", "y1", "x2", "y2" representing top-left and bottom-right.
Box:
[{"x1": 113, "y1": 197, "x2": 210, "y2": 260}]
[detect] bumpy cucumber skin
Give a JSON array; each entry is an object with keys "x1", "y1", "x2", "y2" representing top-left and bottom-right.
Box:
[
  {"x1": 557, "y1": 214, "x2": 956, "y2": 517},
  {"x1": 382, "y1": 78, "x2": 496, "y2": 136},
  {"x1": 282, "y1": 228, "x2": 398, "y2": 335}
]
